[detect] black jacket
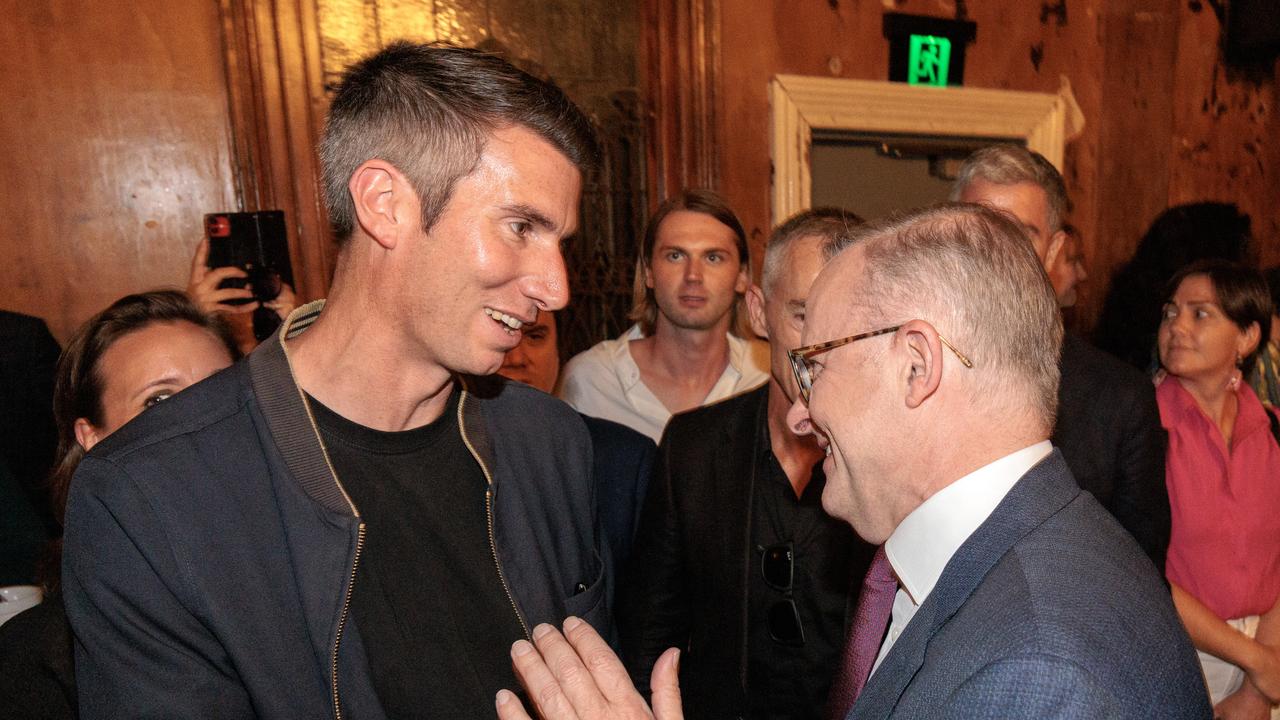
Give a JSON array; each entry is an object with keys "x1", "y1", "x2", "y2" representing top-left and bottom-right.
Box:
[
  {"x1": 618, "y1": 385, "x2": 872, "y2": 719},
  {"x1": 1053, "y1": 333, "x2": 1170, "y2": 573},
  {"x1": 62, "y1": 303, "x2": 611, "y2": 719}
]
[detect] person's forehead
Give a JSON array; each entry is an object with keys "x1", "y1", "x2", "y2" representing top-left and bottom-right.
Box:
[
  {"x1": 1172, "y1": 274, "x2": 1219, "y2": 303},
  {"x1": 962, "y1": 179, "x2": 1049, "y2": 228},
  {"x1": 477, "y1": 126, "x2": 583, "y2": 235},
  {"x1": 771, "y1": 235, "x2": 826, "y2": 291},
  {"x1": 654, "y1": 211, "x2": 739, "y2": 249},
  {"x1": 802, "y1": 247, "x2": 868, "y2": 340}
]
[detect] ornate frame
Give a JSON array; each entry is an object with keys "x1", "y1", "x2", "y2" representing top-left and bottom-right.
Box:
[{"x1": 769, "y1": 74, "x2": 1075, "y2": 224}]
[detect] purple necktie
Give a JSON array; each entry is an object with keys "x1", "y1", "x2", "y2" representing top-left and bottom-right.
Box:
[{"x1": 827, "y1": 546, "x2": 897, "y2": 720}]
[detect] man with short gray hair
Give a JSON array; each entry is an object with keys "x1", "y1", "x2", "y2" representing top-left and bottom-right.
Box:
[{"x1": 953, "y1": 144, "x2": 1170, "y2": 574}]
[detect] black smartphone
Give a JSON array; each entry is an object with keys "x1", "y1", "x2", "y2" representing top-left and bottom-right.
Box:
[{"x1": 203, "y1": 210, "x2": 293, "y2": 305}]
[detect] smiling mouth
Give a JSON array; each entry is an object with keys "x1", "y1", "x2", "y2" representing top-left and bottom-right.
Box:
[{"x1": 484, "y1": 307, "x2": 526, "y2": 335}]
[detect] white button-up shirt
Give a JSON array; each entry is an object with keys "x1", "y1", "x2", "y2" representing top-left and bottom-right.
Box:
[
  {"x1": 870, "y1": 441, "x2": 1054, "y2": 676},
  {"x1": 558, "y1": 324, "x2": 769, "y2": 442}
]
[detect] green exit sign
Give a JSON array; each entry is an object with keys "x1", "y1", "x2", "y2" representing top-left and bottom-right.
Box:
[
  {"x1": 908, "y1": 35, "x2": 952, "y2": 86},
  {"x1": 883, "y1": 13, "x2": 976, "y2": 87}
]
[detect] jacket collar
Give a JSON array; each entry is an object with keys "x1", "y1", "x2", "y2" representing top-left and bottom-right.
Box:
[
  {"x1": 248, "y1": 301, "x2": 496, "y2": 517},
  {"x1": 851, "y1": 450, "x2": 1079, "y2": 719},
  {"x1": 247, "y1": 301, "x2": 358, "y2": 518}
]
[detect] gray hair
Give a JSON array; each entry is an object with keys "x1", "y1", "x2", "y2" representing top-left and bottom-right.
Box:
[
  {"x1": 949, "y1": 145, "x2": 1070, "y2": 235},
  {"x1": 319, "y1": 42, "x2": 599, "y2": 244},
  {"x1": 762, "y1": 207, "x2": 864, "y2": 295},
  {"x1": 827, "y1": 203, "x2": 1062, "y2": 430}
]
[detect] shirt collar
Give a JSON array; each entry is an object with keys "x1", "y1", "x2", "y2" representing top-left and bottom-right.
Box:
[
  {"x1": 614, "y1": 323, "x2": 748, "y2": 391},
  {"x1": 1158, "y1": 374, "x2": 1271, "y2": 438},
  {"x1": 725, "y1": 332, "x2": 749, "y2": 379},
  {"x1": 606, "y1": 324, "x2": 643, "y2": 391},
  {"x1": 884, "y1": 440, "x2": 1053, "y2": 607}
]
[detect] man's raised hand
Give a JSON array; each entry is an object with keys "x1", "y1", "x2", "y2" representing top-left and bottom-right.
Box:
[{"x1": 496, "y1": 616, "x2": 683, "y2": 720}]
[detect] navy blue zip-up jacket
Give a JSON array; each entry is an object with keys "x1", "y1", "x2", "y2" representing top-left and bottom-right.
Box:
[{"x1": 62, "y1": 303, "x2": 612, "y2": 719}]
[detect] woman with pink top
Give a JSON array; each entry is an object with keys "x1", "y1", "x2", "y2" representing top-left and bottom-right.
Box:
[{"x1": 1157, "y1": 259, "x2": 1280, "y2": 719}]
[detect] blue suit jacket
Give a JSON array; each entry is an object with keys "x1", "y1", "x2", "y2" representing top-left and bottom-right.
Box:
[
  {"x1": 850, "y1": 451, "x2": 1209, "y2": 720},
  {"x1": 581, "y1": 414, "x2": 655, "y2": 572}
]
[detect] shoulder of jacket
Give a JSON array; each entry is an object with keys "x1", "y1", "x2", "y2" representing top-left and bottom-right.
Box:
[{"x1": 89, "y1": 362, "x2": 255, "y2": 463}]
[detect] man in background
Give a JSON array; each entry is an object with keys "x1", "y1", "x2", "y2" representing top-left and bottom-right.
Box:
[
  {"x1": 560, "y1": 190, "x2": 768, "y2": 442},
  {"x1": 952, "y1": 144, "x2": 1170, "y2": 573},
  {"x1": 0, "y1": 310, "x2": 59, "y2": 584},
  {"x1": 498, "y1": 311, "x2": 655, "y2": 572},
  {"x1": 1049, "y1": 223, "x2": 1088, "y2": 309},
  {"x1": 618, "y1": 208, "x2": 874, "y2": 719}
]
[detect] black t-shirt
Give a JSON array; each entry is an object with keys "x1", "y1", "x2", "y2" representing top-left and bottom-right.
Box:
[
  {"x1": 746, "y1": 425, "x2": 874, "y2": 720},
  {"x1": 309, "y1": 390, "x2": 527, "y2": 719}
]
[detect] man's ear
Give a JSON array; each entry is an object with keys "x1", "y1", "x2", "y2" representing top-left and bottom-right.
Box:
[
  {"x1": 349, "y1": 160, "x2": 415, "y2": 250},
  {"x1": 1042, "y1": 229, "x2": 1067, "y2": 274},
  {"x1": 746, "y1": 285, "x2": 768, "y2": 339},
  {"x1": 900, "y1": 320, "x2": 944, "y2": 409},
  {"x1": 734, "y1": 265, "x2": 750, "y2": 294},
  {"x1": 74, "y1": 417, "x2": 101, "y2": 452}
]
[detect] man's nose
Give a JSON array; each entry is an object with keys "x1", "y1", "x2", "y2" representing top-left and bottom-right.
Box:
[
  {"x1": 786, "y1": 397, "x2": 813, "y2": 437},
  {"x1": 525, "y1": 247, "x2": 570, "y2": 311},
  {"x1": 684, "y1": 258, "x2": 704, "y2": 282}
]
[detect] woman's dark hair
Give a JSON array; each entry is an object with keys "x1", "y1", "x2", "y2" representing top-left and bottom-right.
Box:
[
  {"x1": 1165, "y1": 259, "x2": 1273, "y2": 377},
  {"x1": 1096, "y1": 202, "x2": 1252, "y2": 372},
  {"x1": 40, "y1": 290, "x2": 238, "y2": 592}
]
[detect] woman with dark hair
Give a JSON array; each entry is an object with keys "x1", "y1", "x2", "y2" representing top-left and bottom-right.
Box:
[
  {"x1": 0, "y1": 290, "x2": 239, "y2": 718},
  {"x1": 1157, "y1": 260, "x2": 1280, "y2": 719}
]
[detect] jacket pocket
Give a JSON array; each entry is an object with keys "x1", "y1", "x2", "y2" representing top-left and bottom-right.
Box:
[{"x1": 563, "y1": 549, "x2": 607, "y2": 622}]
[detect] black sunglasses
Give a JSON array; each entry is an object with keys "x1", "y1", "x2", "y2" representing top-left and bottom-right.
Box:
[{"x1": 761, "y1": 543, "x2": 804, "y2": 646}]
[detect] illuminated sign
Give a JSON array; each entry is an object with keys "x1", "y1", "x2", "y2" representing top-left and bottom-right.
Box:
[
  {"x1": 908, "y1": 35, "x2": 952, "y2": 86},
  {"x1": 884, "y1": 13, "x2": 976, "y2": 87}
]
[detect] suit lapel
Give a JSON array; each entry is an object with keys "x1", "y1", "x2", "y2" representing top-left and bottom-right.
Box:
[
  {"x1": 713, "y1": 387, "x2": 768, "y2": 690},
  {"x1": 849, "y1": 451, "x2": 1081, "y2": 719}
]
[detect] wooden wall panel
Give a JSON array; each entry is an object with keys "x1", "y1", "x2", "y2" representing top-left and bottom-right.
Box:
[
  {"x1": 643, "y1": 0, "x2": 723, "y2": 204},
  {"x1": 0, "y1": 0, "x2": 239, "y2": 342},
  {"x1": 1167, "y1": 1, "x2": 1280, "y2": 269},
  {"x1": 1090, "y1": 0, "x2": 1179, "y2": 330},
  {"x1": 223, "y1": 0, "x2": 333, "y2": 305}
]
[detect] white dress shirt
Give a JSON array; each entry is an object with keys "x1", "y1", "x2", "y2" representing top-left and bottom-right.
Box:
[
  {"x1": 558, "y1": 323, "x2": 769, "y2": 442},
  {"x1": 869, "y1": 441, "x2": 1054, "y2": 676}
]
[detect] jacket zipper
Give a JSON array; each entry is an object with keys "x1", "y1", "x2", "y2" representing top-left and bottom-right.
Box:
[
  {"x1": 280, "y1": 310, "x2": 365, "y2": 720},
  {"x1": 293, "y1": 385, "x2": 363, "y2": 720},
  {"x1": 331, "y1": 522, "x2": 365, "y2": 720},
  {"x1": 458, "y1": 390, "x2": 530, "y2": 639}
]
